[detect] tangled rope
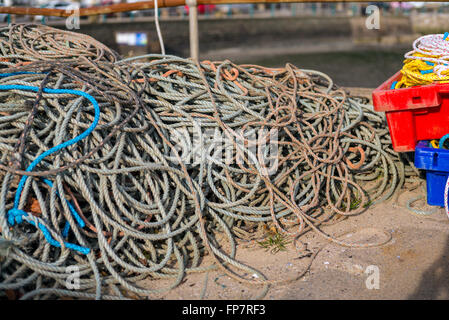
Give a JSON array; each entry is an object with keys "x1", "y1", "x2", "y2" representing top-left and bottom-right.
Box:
[{"x1": 0, "y1": 24, "x2": 418, "y2": 300}]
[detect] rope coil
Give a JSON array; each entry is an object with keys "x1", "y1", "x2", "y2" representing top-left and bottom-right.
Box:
[
  {"x1": 394, "y1": 33, "x2": 449, "y2": 88},
  {"x1": 0, "y1": 24, "x2": 417, "y2": 300}
]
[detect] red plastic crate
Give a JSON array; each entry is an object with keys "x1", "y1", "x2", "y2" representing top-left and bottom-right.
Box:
[{"x1": 372, "y1": 71, "x2": 449, "y2": 152}]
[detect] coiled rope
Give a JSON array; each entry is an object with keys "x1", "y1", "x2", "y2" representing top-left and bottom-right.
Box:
[
  {"x1": 0, "y1": 24, "x2": 418, "y2": 300},
  {"x1": 394, "y1": 33, "x2": 449, "y2": 88},
  {"x1": 0, "y1": 81, "x2": 101, "y2": 256}
]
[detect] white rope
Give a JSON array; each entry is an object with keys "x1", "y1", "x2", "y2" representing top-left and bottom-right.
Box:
[
  {"x1": 404, "y1": 33, "x2": 449, "y2": 76},
  {"x1": 154, "y1": 0, "x2": 166, "y2": 56},
  {"x1": 444, "y1": 175, "x2": 449, "y2": 219}
]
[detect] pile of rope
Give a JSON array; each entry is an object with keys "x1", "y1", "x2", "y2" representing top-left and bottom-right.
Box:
[
  {"x1": 393, "y1": 32, "x2": 449, "y2": 88},
  {"x1": 0, "y1": 24, "x2": 416, "y2": 300}
]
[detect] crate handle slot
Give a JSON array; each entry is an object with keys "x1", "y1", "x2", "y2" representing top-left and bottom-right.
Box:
[
  {"x1": 412, "y1": 96, "x2": 422, "y2": 104},
  {"x1": 414, "y1": 108, "x2": 429, "y2": 115},
  {"x1": 433, "y1": 152, "x2": 439, "y2": 167}
]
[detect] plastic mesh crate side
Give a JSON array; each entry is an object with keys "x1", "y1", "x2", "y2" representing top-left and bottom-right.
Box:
[
  {"x1": 415, "y1": 141, "x2": 449, "y2": 207},
  {"x1": 426, "y1": 171, "x2": 449, "y2": 207},
  {"x1": 385, "y1": 110, "x2": 416, "y2": 152},
  {"x1": 372, "y1": 72, "x2": 444, "y2": 112},
  {"x1": 415, "y1": 141, "x2": 449, "y2": 172},
  {"x1": 372, "y1": 72, "x2": 449, "y2": 152}
]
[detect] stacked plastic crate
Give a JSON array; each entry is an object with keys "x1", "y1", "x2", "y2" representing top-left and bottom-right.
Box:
[{"x1": 372, "y1": 71, "x2": 449, "y2": 207}]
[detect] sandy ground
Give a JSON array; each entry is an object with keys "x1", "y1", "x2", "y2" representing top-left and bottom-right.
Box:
[{"x1": 132, "y1": 183, "x2": 449, "y2": 300}]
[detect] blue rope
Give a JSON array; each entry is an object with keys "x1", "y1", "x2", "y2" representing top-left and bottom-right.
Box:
[
  {"x1": 0, "y1": 72, "x2": 38, "y2": 77},
  {"x1": 42, "y1": 178, "x2": 85, "y2": 237},
  {"x1": 439, "y1": 133, "x2": 449, "y2": 149},
  {"x1": 420, "y1": 69, "x2": 433, "y2": 75},
  {"x1": 0, "y1": 81, "x2": 100, "y2": 255},
  {"x1": 390, "y1": 81, "x2": 398, "y2": 90}
]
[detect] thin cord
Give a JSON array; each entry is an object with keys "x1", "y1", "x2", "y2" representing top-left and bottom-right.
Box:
[
  {"x1": 154, "y1": 0, "x2": 166, "y2": 55},
  {"x1": 444, "y1": 176, "x2": 449, "y2": 219}
]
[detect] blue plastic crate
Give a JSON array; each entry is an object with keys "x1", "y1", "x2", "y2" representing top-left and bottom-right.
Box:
[{"x1": 414, "y1": 140, "x2": 449, "y2": 207}]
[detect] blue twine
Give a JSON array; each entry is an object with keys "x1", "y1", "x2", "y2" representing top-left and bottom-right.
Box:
[
  {"x1": 390, "y1": 81, "x2": 398, "y2": 90},
  {"x1": 0, "y1": 72, "x2": 39, "y2": 78},
  {"x1": 425, "y1": 61, "x2": 435, "y2": 66},
  {"x1": 0, "y1": 80, "x2": 100, "y2": 255},
  {"x1": 42, "y1": 179, "x2": 85, "y2": 237},
  {"x1": 420, "y1": 69, "x2": 433, "y2": 75}
]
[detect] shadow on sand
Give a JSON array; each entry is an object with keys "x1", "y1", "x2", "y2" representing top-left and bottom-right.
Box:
[{"x1": 408, "y1": 234, "x2": 449, "y2": 299}]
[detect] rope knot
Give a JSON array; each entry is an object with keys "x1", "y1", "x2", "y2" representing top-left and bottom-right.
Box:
[{"x1": 7, "y1": 208, "x2": 28, "y2": 226}]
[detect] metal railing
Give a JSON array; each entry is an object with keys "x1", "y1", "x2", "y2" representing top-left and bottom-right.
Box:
[
  {"x1": 0, "y1": 0, "x2": 432, "y2": 60},
  {"x1": 0, "y1": 0, "x2": 426, "y2": 17}
]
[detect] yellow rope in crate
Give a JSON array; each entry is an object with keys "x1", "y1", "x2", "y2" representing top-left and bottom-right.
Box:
[
  {"x1": 394, "y1": 33, "x2": 449, "y2": 89},
  {"x1": 391, "y1": 33, "x2": 449, "y2": 150},
  {"x1": 392, "y1": 34, "x2": 449, "y2": 218}
]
